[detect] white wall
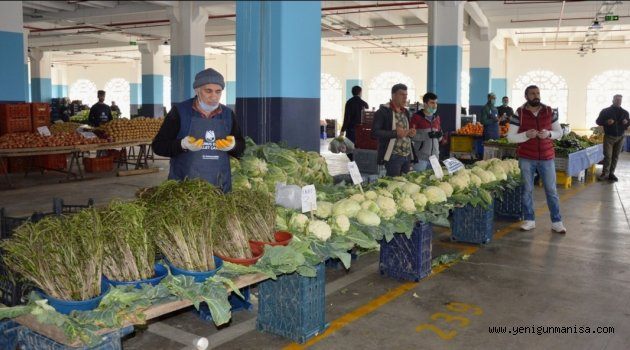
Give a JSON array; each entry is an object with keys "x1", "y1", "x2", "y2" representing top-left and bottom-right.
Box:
[
  {"x1": 66, "y1": 62, "x2": 139, "y2": 92},
  {"x1": 505, "y1": 45, "x2": 630, "y2": 131}
]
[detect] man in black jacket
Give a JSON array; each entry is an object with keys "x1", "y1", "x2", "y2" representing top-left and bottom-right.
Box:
[
  {"x1": 497, "y1": 96, "x2": 514, "y2": 126},
  {"x1": 341, "y1": 86, "x2": 369, "y2": 142},
  {"x1": 88, "y1": 90, "x2": 112, "y2": 127},
  {"x1": 596, "y1": 94, "x2": 629, "y2": 182},
  {"x1": 371, "y1": 83, "x2": 417, "y2": 176},
  {"x1": 341, "y1": 86, "x2": 368, "y2": 161}
]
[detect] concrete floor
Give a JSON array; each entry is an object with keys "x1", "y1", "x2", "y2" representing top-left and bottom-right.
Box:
[{"x1": 1, "y1": 143, "x2": 629, "y2": 350}]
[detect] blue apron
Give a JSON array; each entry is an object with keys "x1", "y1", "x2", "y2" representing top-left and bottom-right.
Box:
[
  {"x1": 483, "y1": 106, "x2": 500, "y2": 140},
  {"x1": 169, "y1": 98, "x2": 232, "y2": 192}
]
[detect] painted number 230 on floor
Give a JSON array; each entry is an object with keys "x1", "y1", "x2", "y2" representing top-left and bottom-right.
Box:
[{"x1": 415, "y1": 302, "x2": 484, "y2": 340}]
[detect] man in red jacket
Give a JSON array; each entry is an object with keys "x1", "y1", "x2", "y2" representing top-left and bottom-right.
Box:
[{"x1": 507, "y1": 85, "x2": 567, "y2": 233}]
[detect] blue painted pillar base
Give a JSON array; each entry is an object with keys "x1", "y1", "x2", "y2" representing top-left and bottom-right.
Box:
[
  {"x1": 130, "y1": 104, "x2": 142, "y2": 116},
  {"x1": 171, "y1": 55, "x2": 204, "y2": 104},
  {"x1": 236, "y1": 97, "x2": 320, "y2": 152},
  {"x1": 31, "y1": 78, "x2": 52, "y2": 103},
  {"x1": 140, "y1": 104, "x2": 164, "y2": 118}
]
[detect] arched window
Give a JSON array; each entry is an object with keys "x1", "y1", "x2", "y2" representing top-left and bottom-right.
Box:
[
  {"x1": 320, "y1": 73, "x2": 342, "y2": 122},
  {"x1": 511, "y1": 70, "x2": 568, "y2": 123},
  {"x1": 69, "y1": 79, "x2": 98, "y2": 107},
  {"x1": 104, "y1": 78, "x2": 130, "y2": 119},
  {"x1": 586, "y1": 70, "x2": 630, "y2": 127},
  {"x1": 461, "y1": 71, "x2": 470, "y2": 111},
  {"x1": 163, "y1": 76, "x2": 171, "y2": 113},
  {"x1": 367, "y1": 72, "x2": 416, "y2": 110}
]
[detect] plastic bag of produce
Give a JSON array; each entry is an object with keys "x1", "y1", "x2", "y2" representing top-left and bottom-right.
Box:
[
  {"x1": 328, "y1": 136, "x2": 355, "y2": 154},
  {"x1": 275, "y1": 184, "x2": 303, "y2": 210}
]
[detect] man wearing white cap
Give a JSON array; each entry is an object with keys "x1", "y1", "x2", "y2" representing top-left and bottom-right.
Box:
[{"x1": 152, "y1": 68, "x2": 245, "y2": 192}]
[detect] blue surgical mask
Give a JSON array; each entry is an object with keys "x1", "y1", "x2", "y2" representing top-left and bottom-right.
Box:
[
  {"x1": 425, "y1": 107, "x2": 437, "y2": 116},
  {"x1": 199, "y1": 99, "x2": 219, "y2": 112},
  {"x1": 490, "y1": 99, "x2": 496, "y2": 106}
]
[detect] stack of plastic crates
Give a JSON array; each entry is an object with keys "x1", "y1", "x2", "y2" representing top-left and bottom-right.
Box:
[
  {"x1": 379, "y1": 221, "x2": 433, "y2": 282},
  {"x1": 494, "y1": 186, "x2": 523, "y2": 220},
  {"x1": 257, "y1": 263, "x2": 328, "y2": 343},
  {"x1": 451, "y1": 202, "x2": 495, "y2": 244}
]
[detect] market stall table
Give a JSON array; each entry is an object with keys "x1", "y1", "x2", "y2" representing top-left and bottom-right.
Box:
[
  {"x1": 0, "y1": 139, "x2": 154, "y2": 188},
  {"x1": 12, "y1": 273, "x2": 269, "y2": 348}
]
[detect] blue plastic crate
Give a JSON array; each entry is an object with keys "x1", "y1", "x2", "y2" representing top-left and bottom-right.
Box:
[
  {"x1": 0, "y1": 320, "x2": 19, "y2": 350},
  {"x1": 494, "y1": 186, "x2": 523, "y2": 220},
  {"x1": 0, "y1": 320, "x2": 133, "y2": 350},
  {"x1": 379, "y1": 221, "x2": 433, "y2": 282},
  {"x1": 451, "y1": 202, "x2": 494, "y2": 244},
  {"x1": 197, "y1": 287, "x2": 252, "y2": 322},
  {"x1": 257, "y1": 263, "x2": 328, "y2": 343}
]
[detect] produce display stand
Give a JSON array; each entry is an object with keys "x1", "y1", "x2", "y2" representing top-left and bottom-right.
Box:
[
  {"x1": 257, "y1": 264, "x2": 328, "y2": 343},
  {"x1": 494, "y1": 186, "x2": 523, "y2": 221},
  {"x1": 10, "y1": 273, "x2": 269, "y2": 349},
  {"x1": 379, "y1": 221, "x2": 433, "y2": 282},
  {"x1": 451, "y1": 202, "x2": 495, "y2": 245},
  {"x1": 450, "y1": 134, "x2": 485, "y2": 160},
  {"x1": 0, "y1": 139, "x2": 154, "y2": 187}
]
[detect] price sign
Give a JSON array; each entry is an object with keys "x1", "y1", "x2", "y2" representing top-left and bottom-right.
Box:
[
  {"x1": 79, "y1": 131, "x2": 97, "y2": 139},
  {"x1": 36, "y1": 126, "x2": 51, "y2": 136},
  {"x1": 429, "y1": 155, "x2": 444, "y2": 179},
  {"x1": 301, "y1": 185, "x2": 317, "y2": 213},
  {"x1": 443, "y1": 157, "x2": 465, "y2": 175},
  {"x1": 347, "y1": 161, "x2": 363, "y2": 185}
]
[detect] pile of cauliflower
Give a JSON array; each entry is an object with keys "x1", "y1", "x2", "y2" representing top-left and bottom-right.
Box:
[{"x1": 279, "y1": 158, "x2": 520, "y2": 242}]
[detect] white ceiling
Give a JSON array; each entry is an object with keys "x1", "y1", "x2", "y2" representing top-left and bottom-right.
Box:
[{"x1": 20, "y1": 1, "x2": 630, "y2": 64}]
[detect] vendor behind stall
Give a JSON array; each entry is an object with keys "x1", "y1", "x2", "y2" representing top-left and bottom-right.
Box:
[
  {"x1": 88, "y1": 90, "x2": 112, "y2": 127},
  {"x1": 152, "y1": 68, "x2": 245, "y2": 192},
  {"x1": 480, "y1": 93, "x2": 500, "y2": 140}
]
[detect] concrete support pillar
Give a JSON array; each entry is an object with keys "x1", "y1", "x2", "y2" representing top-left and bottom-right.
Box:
[
  {"x1": 467, "y1": 22, "x2": 496, "y2": 117},
  {"x1": 168, "y1": 2, "x2": 208, "y2": 104},
  {"x1": 345, "y1": 51, "x2": 364, "y2": 101},
  {"x1": 139, "y1": 42, "x2": 164, "y2": 117},
  {"x1": 0, "y1": 2, "x2": 28, "y2": 102},
  {"x1": 427, "y1": 0, "x2": 464, "y2": 132},
  {"x1": 491, "y1": 45, "x2": 508, "y2": 101},
  {"x1": 29, "y1": 48, "x2": 53, "y2": 103},
  {"x1": 51, "y1": 65, "x2": 68, "y2": 99},
  {"x1": 236, "y1": 1, "x2": 321, "y2": 151},
  {"x1": 130, "y1": 62, "x2": 142, "y2": 117}
]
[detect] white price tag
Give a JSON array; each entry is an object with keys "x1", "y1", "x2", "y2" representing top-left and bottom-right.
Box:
[
  {"x1": 429, "y1": 155, "x2": 444, "y2": 179},
  {"x1": 36, "y1": 126, "x2": 51, "y2": 137},
  {"x1": 79, "y1": 131, "x2": 97, "y2": 139},
  {"x1": 301, "y1": 185, "x2": 317, "y2": 213},
  {"x1": 443, "y1": 157, "x2": 465, "y2": 175},
  {"x1": 347, "y1": 161, "x2": 363, "y2": 185}
]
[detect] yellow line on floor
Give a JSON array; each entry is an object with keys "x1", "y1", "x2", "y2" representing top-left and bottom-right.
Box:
[
  {"x1": 282, "y1": 181, "x2": 593, "y2": 350},
  {"x1": 283, "y1": 265, "x2": 450, "y2": 350}
]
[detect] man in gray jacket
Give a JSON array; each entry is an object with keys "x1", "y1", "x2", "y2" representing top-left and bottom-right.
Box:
[{"x1": 409, "y1": 92, "x2": 443, "y2": 171}]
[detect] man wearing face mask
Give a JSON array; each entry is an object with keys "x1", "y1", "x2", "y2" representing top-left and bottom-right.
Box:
[
  {"x1": 497, "y1": 96, "x2": 514, "y2": 126},
  {"x1": 410, "y1": 92, "x2": 442, "y2": 172},
  {"x1": 480, "y1": 93, "x2": 500, "y2": 140},
  {"x1": 152, "y1": 68, "x2": 245, "y2": 192},
  {"x1": 507, "y1": 85, "x2": 566, "y2": 234}
]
